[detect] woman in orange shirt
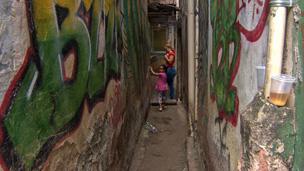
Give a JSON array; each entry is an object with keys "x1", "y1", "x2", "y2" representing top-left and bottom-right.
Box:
[{"x1": 164, "y1": 44, "x2": 176, "y2": 99}]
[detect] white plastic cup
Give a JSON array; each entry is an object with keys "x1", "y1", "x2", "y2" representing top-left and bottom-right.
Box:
[
  {"x1": 269, "y1": 74, "x2": 296, "y2": 106},
  {"x1": 256, "y1": 66, "x2": 266, "y2": 90}
]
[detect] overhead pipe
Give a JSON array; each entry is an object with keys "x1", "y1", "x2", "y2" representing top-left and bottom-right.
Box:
[{"x1": 264, "y1": 0, "x2": 297, "y2": 99}]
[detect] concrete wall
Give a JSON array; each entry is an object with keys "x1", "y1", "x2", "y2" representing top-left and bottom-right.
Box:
[
  {"x1": 0, "y1": 0, "x2": 151, "y2": 170},
  {"x1": 294, "y1": 2, "x2": 304, "y2": 170},
  {"x1": 0, "y1": 1, "x2": 30, "y2": 102},
  {"x1": 176, "y1": 0, "x2": 188, "y2": 106},
  {"x1": 195, "y1": 0, "x2": 210, "y2": 169}
]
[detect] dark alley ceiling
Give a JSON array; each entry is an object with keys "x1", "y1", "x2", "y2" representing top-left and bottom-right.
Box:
[{"x1": 148, "y1": 2, "x2": 179, "y2": 13}]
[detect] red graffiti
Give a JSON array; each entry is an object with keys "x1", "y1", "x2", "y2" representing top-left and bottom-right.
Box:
[
  {"x1": 218, "y1": 86, "x2": 239, "y2": 127},
  {"x1": 236, "y1": 0, "x2": 270, "y2": 42}
]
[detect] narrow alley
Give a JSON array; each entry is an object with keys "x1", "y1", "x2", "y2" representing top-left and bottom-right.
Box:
[
  {"x1": 0, "y1": 0, "x2": 303, "y2": 171},
  {"x1": 130, "y1": 104, "x2": 190, "y2": 171}
]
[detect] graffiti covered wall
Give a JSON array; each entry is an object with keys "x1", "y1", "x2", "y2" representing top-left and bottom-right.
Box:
[
  {"x1": 195, "y1": 0, "x2": 270, "y2": 170},
  {"x1": 0, "y1": 0, "x2": 151, "y2": 170}
]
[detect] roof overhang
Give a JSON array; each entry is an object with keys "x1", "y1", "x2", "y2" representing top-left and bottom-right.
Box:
[{"x1": 148, "y1": 2, "x2": 180, "y2": 13}]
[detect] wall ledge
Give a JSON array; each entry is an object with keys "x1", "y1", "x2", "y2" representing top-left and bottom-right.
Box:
[{"x1": 241, "y1": 92, "x2": 295, "y2": 171}]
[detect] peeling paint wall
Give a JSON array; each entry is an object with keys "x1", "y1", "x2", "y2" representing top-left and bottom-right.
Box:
[{"x1": 0, "y1": 0, "x2": 151, "y2": 170}]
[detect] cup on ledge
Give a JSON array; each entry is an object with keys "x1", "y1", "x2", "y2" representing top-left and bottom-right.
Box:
[{"x1": 269, "y1": 74, "x2": 296, "y2": 106}]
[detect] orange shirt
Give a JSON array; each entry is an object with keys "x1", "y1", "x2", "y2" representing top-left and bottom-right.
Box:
[{"x1": 165, "y1": 50, "x2": 175, "y2": 68}]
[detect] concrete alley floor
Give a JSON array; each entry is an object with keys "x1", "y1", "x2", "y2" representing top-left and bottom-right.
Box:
[{"x1": 129, "y1": 103, "x2": 204, "y2": 171}]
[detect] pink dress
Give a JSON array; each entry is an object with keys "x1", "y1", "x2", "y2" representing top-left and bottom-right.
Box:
[{"x1": 155, "y1": 73, "x2": 168, "y2": 92}]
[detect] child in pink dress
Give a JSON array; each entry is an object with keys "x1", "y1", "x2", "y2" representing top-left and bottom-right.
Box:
[{"x1": 150, "y1": 65, "x2": 168, "y2": 111}]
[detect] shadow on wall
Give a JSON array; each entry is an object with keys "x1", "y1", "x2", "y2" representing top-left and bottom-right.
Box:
[{"x1": 0, "y1": 0, "x2": 150, "y2": 170}]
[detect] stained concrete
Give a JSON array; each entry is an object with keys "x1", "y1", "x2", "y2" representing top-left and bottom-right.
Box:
[
  {"x1": 0, "y1": 0, "x2": 30, "y2": 102},
  {"x1": 241, "y1": 92, "x2": 295, "y2": 170},
  {"x1": 130, "y1": 104, "x2": 189, "y2": 171}
]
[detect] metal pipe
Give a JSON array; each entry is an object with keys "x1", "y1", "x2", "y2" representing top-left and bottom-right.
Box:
[
  {"x1": 264, "y1": 6, "x2": 287, "y2": 98},
  {"x1": 269, "y1": 0, "x2": 298, "y2": 7},
  {"x1": 264, "y1": 0, "x2": 298, "y2": 98},
  {"x1": 187, "y1": 0, "x2": 196, "y2": 137},
  {"x1": 188, "y1": 0, "x2": 195, "y2": 112}
]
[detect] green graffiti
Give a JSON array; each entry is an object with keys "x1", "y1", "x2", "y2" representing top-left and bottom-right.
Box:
[
  {"x1": 2, "y1": 0, "x2": 150, "y2": 169},
  {"x1": 5, "y1": 1, "x2": 91, "y2": 168},
  {"x1": 88, "y1": 0, "x2": 121, "y2": 97},
  {"x1": 210, "y1": 0, "x2": 240, "y2": 126}
]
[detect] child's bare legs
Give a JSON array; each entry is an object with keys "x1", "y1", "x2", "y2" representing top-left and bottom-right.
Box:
[
  {"x1": 158, "y1": 92, "x2": 163, "y2": 111},
  {"x1": 161, "y1": 91, "x2": 167, "y2": 109}
]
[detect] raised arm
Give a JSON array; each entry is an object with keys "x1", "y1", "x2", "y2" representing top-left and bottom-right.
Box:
[
  {"x1": 150, "y1": 67, "x2": 160, "y2": 76},
  {"x1": 164, "y1": 53, "x2": 175, "y2": 64}
]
